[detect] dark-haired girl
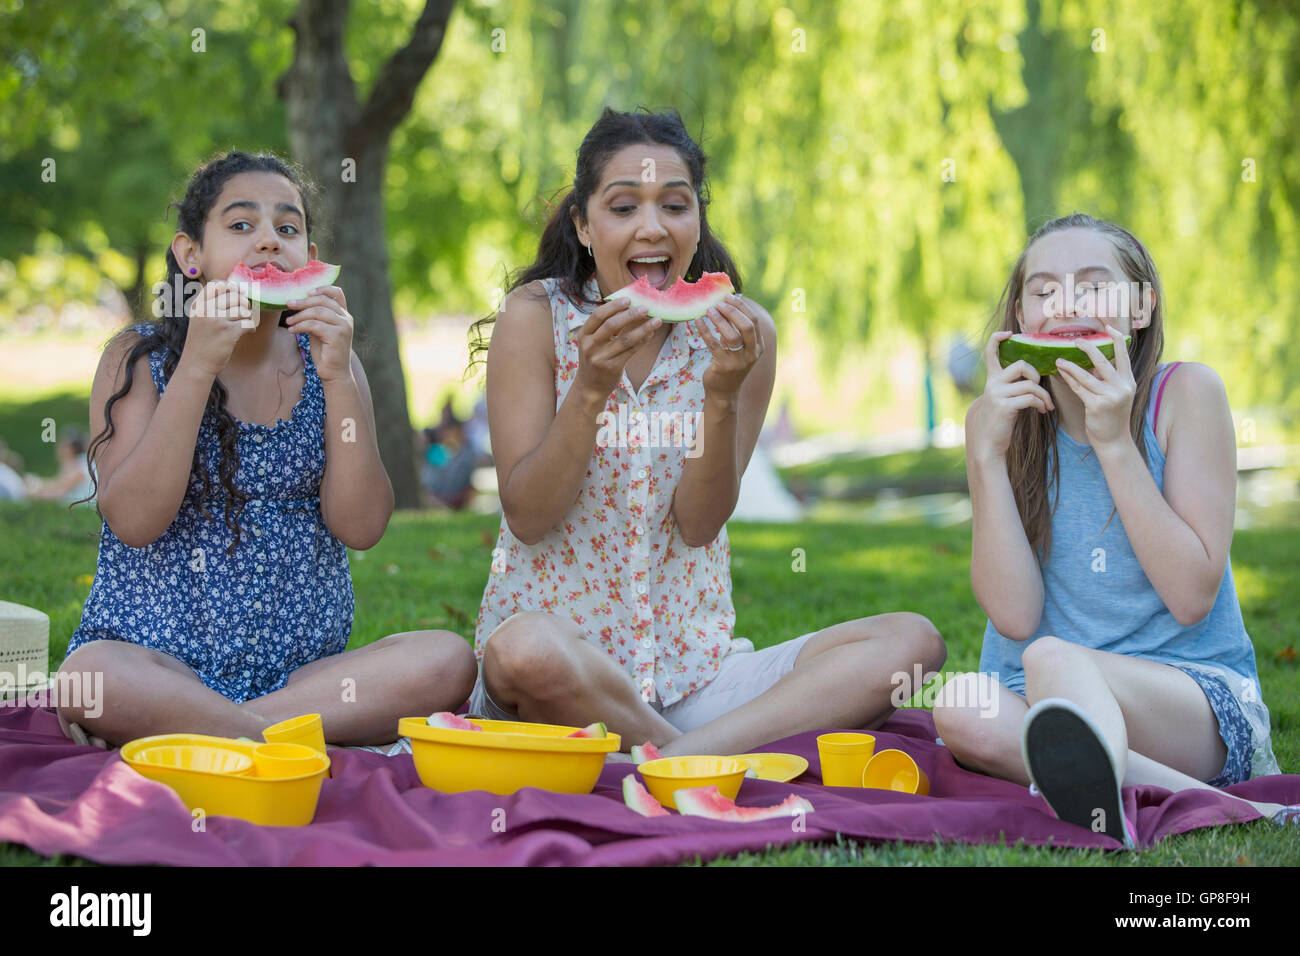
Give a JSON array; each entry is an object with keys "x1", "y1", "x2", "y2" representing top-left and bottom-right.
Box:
[
  {"x1": 467, "y1": 108, "x2": 945, "y2": 756},
  {"x1": 932, "y1": 214, "x2": 1293, "y2": 846},
  {"x1": 57, "y1": 152, "x2": 475, "y2": 750}
]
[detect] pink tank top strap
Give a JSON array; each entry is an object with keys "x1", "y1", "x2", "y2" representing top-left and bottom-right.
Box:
[{"x1": 1151, "y1": 361, "x2": 1184, "y2": 431}]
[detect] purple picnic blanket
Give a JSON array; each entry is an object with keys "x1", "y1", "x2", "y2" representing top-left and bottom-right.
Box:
[{"x1": 2, "y1": 698, "x2": 1297, "y2": 866}]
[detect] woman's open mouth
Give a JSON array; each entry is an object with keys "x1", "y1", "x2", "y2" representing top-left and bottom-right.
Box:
[{"x1": 627, "y1": 255, "x2": 672, "y2": 289}]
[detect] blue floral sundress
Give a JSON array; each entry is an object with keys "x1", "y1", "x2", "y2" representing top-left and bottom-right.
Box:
[{"x1": 65, "y1": 323, "x2": 354, "y2": 703}]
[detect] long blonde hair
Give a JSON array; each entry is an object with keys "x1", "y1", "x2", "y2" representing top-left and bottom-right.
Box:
[{"x1": 985, "y1": 213, "x2": 1166, "y2": 560}]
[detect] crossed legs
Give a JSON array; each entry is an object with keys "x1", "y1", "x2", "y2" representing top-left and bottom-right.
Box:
[
  {"x1": 478, "y1": 610, "x2": 947, "y2": 755},
  {"x1": 55, "y1": 630, "x2": 477, "y2": 748},
  {"x1": 932, "y1": 636, "x2": 1287, "y2": 820}
]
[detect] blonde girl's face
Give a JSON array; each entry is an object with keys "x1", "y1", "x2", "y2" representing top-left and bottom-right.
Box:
[
  {"x1": 1017, "y1": 227, "x2": 1154, "y2": 337},
  {"x1": 570, "y1": 143, "x2": 701, "y2": 299},
  {"x1": 172, "y1": 171, "x2": 317, "y2": 287}
]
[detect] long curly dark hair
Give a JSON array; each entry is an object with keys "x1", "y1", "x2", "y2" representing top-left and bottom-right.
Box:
[
  {"x1": 73, "y1": 151, "x2": 319, "y2": 554},
  {"x1": 467, "y1": 106, "x2": 741, "y2": 371}
]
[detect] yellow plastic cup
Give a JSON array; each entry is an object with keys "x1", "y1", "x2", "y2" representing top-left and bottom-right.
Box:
[
  {"x1": 252, "y1": 742, "x2": 324, "y2": 779},
  {"x1": 262, "y1": 713, "x2": 326, "y2": 755},
  {"x1": 862, "y1": 748, "x2": 930, "y2": 795},
  {"x1": 816, "y1": 732, "x2": 876, "y2": 787}
]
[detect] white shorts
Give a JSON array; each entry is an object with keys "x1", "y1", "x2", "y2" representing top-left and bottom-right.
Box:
[{"x1": 466, "y1": 632, "x2": 816, "y2": 733}]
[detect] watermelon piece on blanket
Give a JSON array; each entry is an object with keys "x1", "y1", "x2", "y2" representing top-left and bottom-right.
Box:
[
  {"x1": 228, "y1": 260, "x2": 341, "y2": 308},
  {"x1": 605, "y1": 272, "x2": 735, "y2": 323},
  {"x1": 998, "y1": 331, "x2": 1130, "y2": 376},
  {"x1": 673, "y1": 785, "x2": 814, "y2": 823},
  {"x1": 622, "y1": 775, "x2": 671, "y2": 817}
]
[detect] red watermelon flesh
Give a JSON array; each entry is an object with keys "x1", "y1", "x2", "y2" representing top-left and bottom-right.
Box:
[
  {"x1": 673, "y1": 785, "x2": 814, "y2": 822},
  {"x1": 228, "y1": 260, "x2": 341, "y2": 307},
  {"x1": 605, "y1": 272, "x2": 735, "y2": 323},
  {"x1": 631, "y1": 742, "x2": 663, "y2": 765},
  {"x1": 426, "y1": 711, "x2": 484, "y2": 732},
  {"x1": 622, "y1": 775, "x2": 671, "y2": 817}
]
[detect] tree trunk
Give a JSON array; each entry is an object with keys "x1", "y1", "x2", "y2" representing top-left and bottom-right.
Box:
[{"x1": 278, "y1": 0, "x2": 456, "y2": 510}]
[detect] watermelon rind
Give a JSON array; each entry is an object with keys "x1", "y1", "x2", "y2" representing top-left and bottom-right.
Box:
[
  {"x1": 605, "y1": 272, "x2": 735, "y2": 323},
  {"x1": 998, "y1": 332, "x2": 1131, "y2": 377},
  {"x1": 672, "y1": 785, "x2": 815, "y2": 823},
  {"x1": 623, "y1": 775, "x2": 671, "y2": 817},
  {"x1": 228, "y1": 260, "x2": 341, "y2": 308}
]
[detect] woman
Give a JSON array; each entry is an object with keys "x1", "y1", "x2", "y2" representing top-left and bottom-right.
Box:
[{"x1": 467, "y1": 108, "x2": 945, "y2": 757}]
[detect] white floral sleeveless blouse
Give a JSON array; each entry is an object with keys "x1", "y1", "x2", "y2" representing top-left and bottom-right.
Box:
[{"x1": 474, "y1": 276, "x2": 742, "y2": 706}]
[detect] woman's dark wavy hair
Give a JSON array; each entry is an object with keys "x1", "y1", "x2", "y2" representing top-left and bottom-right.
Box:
[
  {"x1": 72, "y1": 151, "x2": 318, "y2": 554},
  {"x1": 468, "y1": 107, "x2": 741, "y2": 371}
]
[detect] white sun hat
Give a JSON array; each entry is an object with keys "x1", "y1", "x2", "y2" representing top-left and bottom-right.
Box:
[{"x1": 0, "y1": 600, "x2": 52, "y2": 700}]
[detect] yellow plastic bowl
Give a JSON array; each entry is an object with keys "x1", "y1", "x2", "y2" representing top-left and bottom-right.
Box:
[
  {"x1": 132, "y1": 744, "x2": 254, "y2": 776},
  {"x1": 637, "y1": 756, "x2": 748, "y2": 809},
  {"x1": 122, "y1": 733, "x2": 330, "y2": 826},
  {"x1": 399, "y1": 716, "x2": 621, "y2": 795}
]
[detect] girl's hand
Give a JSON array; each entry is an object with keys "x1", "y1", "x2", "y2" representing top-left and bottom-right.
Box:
[
  {"x1": 1054, "y1": 325, "x2": 1135, "y2": 450},
  {"x1": 693, "y1": 293, "x2": 763, "y2": 398},
  {"x1": 285, "y1": 286, "x2": 354, "y2": 384},
  {"x1": 967, "y1": 330, "x2": 1056, "y2": 463},
  {"x1": 182, "y1": 280, "x2": 257, "y2": 377},
  {"x1": 572, "y1": 297, "x2": 662, "y2": 407}
]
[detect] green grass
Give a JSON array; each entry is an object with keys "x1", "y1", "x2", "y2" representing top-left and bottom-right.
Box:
[{"x1": 2, "y1": 500, "x2": 1297, "y2": 867}]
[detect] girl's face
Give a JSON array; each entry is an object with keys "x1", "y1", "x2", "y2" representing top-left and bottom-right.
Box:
[
  {"x1": 1017, "y1": 227, "x2": 1153, "y2": 336},
  {"x1": 571, "y1": 144, "x2": 701, "y2": 298},
  {"x1": 172, "y1": 171, "x2": 317, "y2": 290}
]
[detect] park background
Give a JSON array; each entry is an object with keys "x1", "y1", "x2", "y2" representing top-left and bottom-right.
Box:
[{"x1": 2, "y1": 0, "x2": 1298, "y2": 865}]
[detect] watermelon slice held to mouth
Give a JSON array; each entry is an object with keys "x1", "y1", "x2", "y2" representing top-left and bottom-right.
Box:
[
  {"x1": 228, "y1": 260, "x2": 341, "y2": 309},
  {"x1": 998, "y1": 331, "x2": 1131, "y2": 376},
  {"x1": 605, "y1": 272, "x2": 735, "y2": 323}
]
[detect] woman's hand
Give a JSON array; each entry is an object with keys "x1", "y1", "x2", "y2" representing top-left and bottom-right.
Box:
[
  {"x1": 967, "y1": 330, "x2": 1056, "y2": 463},
  {"x1": 571, "y1": 297, "x2": 662, "y2": 408},
  {"x1": 182, "y1": 280, "x2": 257, "y2": 377},
  {"x1": 285, "y1": 285, "x2": 354, "y2": 384},
  {"x1": 692, "y1": 293, "x2": 764, "y2": 398},
  {"x1": 1054, "y1": 325, "x2": 1135, "y2": 451}
]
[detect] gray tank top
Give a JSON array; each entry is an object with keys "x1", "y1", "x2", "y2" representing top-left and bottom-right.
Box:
[{"x1": 978, "y1": 364, "x2": 1265, "y2": 695}]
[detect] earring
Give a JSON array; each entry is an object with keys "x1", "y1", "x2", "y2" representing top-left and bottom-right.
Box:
[
  {"x1": 587, "y1": 244, "x2": 594, "y2": 258},
  {"x1": 188, "y1": 267, "x2": 197, "y2": 276}
]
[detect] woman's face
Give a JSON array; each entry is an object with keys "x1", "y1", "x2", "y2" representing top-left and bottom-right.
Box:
[
  {"x1": 173, "y1": 171, "x2": 317, "y2": 296},
  {"x1": 1017, "y1": 227, "x2": 1153, "y2": 337},
  {"x1": 571, "y1": 144, "x2": 701, "y2": 298}
]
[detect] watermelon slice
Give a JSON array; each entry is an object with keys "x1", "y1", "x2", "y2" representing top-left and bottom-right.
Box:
[
  {"x1": 566, "y1": 722, "x2": 608, "y2": 739},
  {"x1": 673, "y1": 785, "x2": 815, "y2": 823},
  {"x1": 630, "y1": 742, "x2": 663, "y2": 765},
  {"x1": 426, "y1": 712, "x2": 484, "y2": 732},
  {"x1": 605, "y1": 272, "x2": 735, "y2": 323},
  {"x1": 622, "y1": 775, "x2": 671, "y2": 817},
  {"x1": 228, "y1": 260, "x2": 341, "y2": 309},
  {"x1": 998, "y1": 331, "x2": 1131, "y2": 377}
]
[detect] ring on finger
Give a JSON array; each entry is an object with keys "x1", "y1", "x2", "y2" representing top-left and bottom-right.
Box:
[{"x1": 726, "y1": 342, "x2": 745, "y2": 352}]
